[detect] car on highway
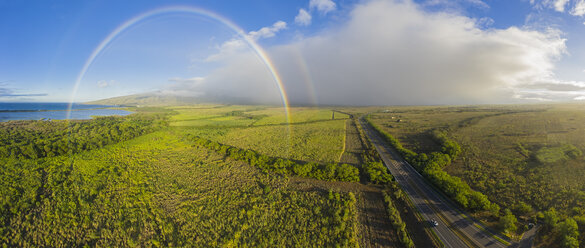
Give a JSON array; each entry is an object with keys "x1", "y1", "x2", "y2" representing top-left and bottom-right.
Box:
[{"x1": 430, "y1": 219, "x2": 439, "y2": 227}]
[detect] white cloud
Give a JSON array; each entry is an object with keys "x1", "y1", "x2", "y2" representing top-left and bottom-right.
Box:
[
  {"x1": 205, "y1": 39, "x2": 246, "y2": 61},
  {"x1": 476, "y1": 17, "x2": 494, "y2": 28},
  {"x1": 571, "y1": 0, "x2": 585, "y2": 16},
  {"x1": 467, "y1": 0, "x2": 489, "y2": 8},
  {"x1": 554, "y1": 0, "x2": 570, "y2": 12},
  {"x1": 97, "y1": 80, "x2": 115, "y2": 88},
  {"x1": 206, "y1": 21, "x2": 287, "y2": 62},
  {"x1": 0, "y1": 85, "x2": 47, "y2": 97},
  {"x1": 295, "y1": 8, "x2": 312, "y2": 26},
  {"x1": 178, "y1": 0, "x2": 580, "y2": 105},
  {"x1": 248, "y1": 21, "x2": 287, "y2": 40},
  {"x1": 310, "y1": 0, "x2": 337, "y2": 14},
  {"x1": 531, "y1": 0, "x2": 585, "y2": 15}
]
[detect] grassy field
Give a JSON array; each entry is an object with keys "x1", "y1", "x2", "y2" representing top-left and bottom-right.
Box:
[
  {"x1": 171, "y1": 105, "x2": 349, "y2": 164},
  {"x1": 367, "y1": 106, "x2": 516, "y2": 153},
  {"x1": 169, "y1": 105, "x2": 348, "y2": 128},
  {"x1": 169, "y1": 105, "x2": 264, "y2": 127},
  {"x1": 184, "y1": 120, "x2": 347, "y2": 164},
  {"x1": 249, "y1": 108, "x2": 348, "y2": 125},
  {"x1": 448, "y1": 105, "x2": 585, "y2": 211}
]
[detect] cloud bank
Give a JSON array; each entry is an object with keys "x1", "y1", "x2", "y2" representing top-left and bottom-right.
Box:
[
  {"x1": 0, "y1": 83, "x2": 47, "y2": 98},
  {"x1": 170, "y1": 0, "x2": 581, "y2": 105}
]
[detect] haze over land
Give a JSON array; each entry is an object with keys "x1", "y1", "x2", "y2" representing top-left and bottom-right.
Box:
[{"x1": 2, "y1": 0, "x2": 585, "y2": 105}]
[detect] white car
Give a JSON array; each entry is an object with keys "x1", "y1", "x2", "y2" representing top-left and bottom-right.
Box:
[{"x1": 430, "y1": 219, "x2": 439, "y2": 227}]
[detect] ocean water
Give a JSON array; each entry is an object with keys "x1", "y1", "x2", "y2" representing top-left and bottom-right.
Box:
[{"x1": 0, "y1": 102, "x2": 133, "y2": 122}]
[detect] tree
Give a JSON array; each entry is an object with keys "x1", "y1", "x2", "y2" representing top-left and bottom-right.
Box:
[
  {"x1": 292, "y1": 163, "x2": 314, "y2": 177},
  {"x1": 499, "y1": 209, "x2": 517, "y2": 234},
  {"x1": 543, "y1": 208, "x2": 560, "y2": 230},
  {"x1": 468, "y1": 191, "x2": 490, "y2": 211},
  {"x1": 335, "y1": 164, "x2": 359, "y2": 182},
  {"x1": 513, "y1": 201, "x2": 533, "y2": 215},
  {"x1": 558, "y1": 218, "x2": 579, "y2": 248},
  {"x1": 563, "y1": 237, "x2": 579, "y2": 248}
]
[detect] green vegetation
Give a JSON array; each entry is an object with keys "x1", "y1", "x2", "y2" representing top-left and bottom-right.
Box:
[
  {"x1": 431, "y1": 130, "x2": 462, "y2": 159},
  {"x1": 0, "y1": 105, "x2": 373, "y2": 247},
  {"x1": 540, "y1": 208, "x2": 580, "y2": 248},
  {"x1": 363, "y1": 161, "x2": 393, "y2": 184},
  {"x1": 535, "y1": 144, "x2": 582, "y2": 164},
  {"x1": 559, "y1": 218, "x2": 579, "y2": 248},
  {"x1": 499, "y1": 209, "x2": 518, "y2": 235},
  {"x1": 173, "y1": 106, "x2": 348, "y2": 164},
  {"x1": 189, "y1": 135, "x2": 359, "y2": 182},
  {"x1": 0, "y1": 112, "x2": 168, "y2": 159},
  {"x1": 365, "y1": 116, "x2": 500, "y2": 215},
  {"x1": 364, "y1": 104, "x2": 585, "y2": 245},
  {"x1": 0, "y1": 127, "x2": 359, "y2": 247},
  {"x1": 189, "y1": 120, "x2": 347, "y2": 163},
  {"x1": 1, "y1": 99, "x2": 483, "y2": 248},
  {"x1": 249, "y1": 108, "x2": 348, "y2": 126},
  {"x1": 384, "y1": 191, "x2": 414, "y2": 248}
]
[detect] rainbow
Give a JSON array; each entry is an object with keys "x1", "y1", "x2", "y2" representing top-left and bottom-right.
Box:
[{"x1": 67, "y1": 5, "x2": 290, "y2": 122}]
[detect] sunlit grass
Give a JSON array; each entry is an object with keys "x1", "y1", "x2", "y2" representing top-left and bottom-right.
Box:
[
  {"x1": 249, "y1": 108, "x2": 348, "y2": 126},
  {"x1": 184, "y1": 120, "x2": 347, "y2": 164}
]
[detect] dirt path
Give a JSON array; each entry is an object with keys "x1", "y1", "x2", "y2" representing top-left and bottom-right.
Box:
[
  {"x1": 340, "y1": 119, "x2": 364, "y2": 165},
  {"x1": 356, "y1": 189, "x2": 398, "y2": 248}
]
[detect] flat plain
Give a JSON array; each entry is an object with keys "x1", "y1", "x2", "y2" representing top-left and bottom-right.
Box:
[{"x1": 1, "y1": 105, "x2": 418, "y2": 248}]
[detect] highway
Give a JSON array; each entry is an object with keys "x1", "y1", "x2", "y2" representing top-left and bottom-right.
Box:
[{"x1": 360, "y1": 118, "x2": 510, "y2": 248}]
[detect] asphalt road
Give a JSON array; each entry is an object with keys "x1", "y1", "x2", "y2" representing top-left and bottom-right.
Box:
[{"x1": 360, "y1": 118, "x2": 510, "y2": 248}]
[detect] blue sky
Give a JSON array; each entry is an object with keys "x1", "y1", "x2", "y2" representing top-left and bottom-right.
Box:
[{"x1": 1, "y1": 0, "x2": 585, "y2": 104}]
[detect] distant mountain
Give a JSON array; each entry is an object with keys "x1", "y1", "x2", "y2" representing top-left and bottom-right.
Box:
[
  {"x1": 86, "y1": 92, "x2": 204, "y2": 106},
  {"x1": 86, "y1": 92, "x2": 271, "y2": 106}
]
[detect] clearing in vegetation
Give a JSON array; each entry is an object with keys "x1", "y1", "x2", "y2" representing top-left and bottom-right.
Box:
[{"x1": 172, "y1": 105, "x2": 348, "y2": 164}]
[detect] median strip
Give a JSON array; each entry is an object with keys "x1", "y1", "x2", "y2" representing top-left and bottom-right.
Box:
[
  {"x1": 406, "y1": 179, "x2": 480, "y2": 248},
  {"x1": 400, "y1": 183, "x2": 446, "y2": 248}
]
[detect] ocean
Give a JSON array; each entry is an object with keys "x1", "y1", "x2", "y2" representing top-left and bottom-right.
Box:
[{"x1": 0, "y1": 102, "x2": 133, "y2": 122}]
